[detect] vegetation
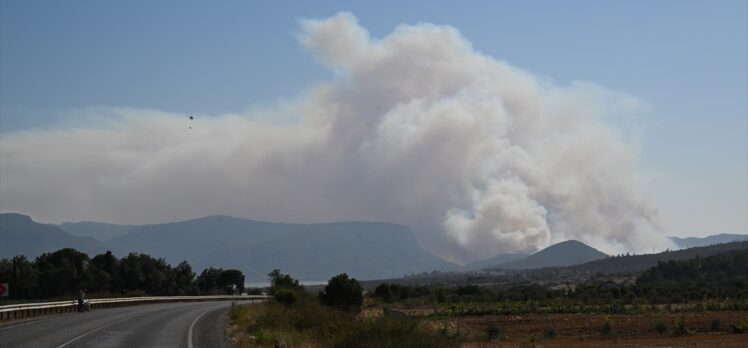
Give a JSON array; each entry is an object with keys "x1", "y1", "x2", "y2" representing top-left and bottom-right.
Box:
[
  {"x1": 227, "y1": 250, "x2": 748, "y2": 346},
  {"x1": 367, "y1": 249, "x2": 748, "y2": 314},
  {"x1": 654, "y1": 321, "x2": 668, "y2": 334},
  {"x1": 672, "y1": 317, "x2": 690, "y2": 336},
  {"x1": 0, "y1": 247, "x2": 246, "y2": 299},
  {"x1": 267, "y1": 268, "x2": 303, "y2": 295},
  {"x1": 600, "y1": 319, "x2": 616, "y2": 339},
  {"x1": 543, "y1": 325, "x2": 557, "y2": 339},
  {"x1": 318, "y1": 273, "x2": 363, "y2": 312},
  {"x1": 273, "y1": 290, "x2": 298, "y2": 306},
  {"x1": 231, "y1": 272, "x2": 457, "y2": 347},
  {"x1": 730, "y1": 322, "x2": 748, "y2": 334},
  {"x1": 485, "y1": 322, "x2": 501, "y2": 340}
]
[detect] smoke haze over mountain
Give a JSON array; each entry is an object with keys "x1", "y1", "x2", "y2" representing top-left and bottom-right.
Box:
[{"x1": 0, "y1": 12, "x2": 675, "y2": 262}]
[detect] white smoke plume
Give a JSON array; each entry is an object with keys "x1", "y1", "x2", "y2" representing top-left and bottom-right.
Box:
[{"x1": 0, "y1": 13, "x2": 675, "y2": 262}]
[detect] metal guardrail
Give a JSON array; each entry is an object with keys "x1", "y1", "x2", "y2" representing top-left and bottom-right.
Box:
[{"x1": 0, "y1": 295, "x2": 270, "y2": 321}]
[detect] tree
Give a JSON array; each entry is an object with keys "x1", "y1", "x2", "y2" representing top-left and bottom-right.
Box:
[
  {"x1": 117, "y1": 253, "x2": 173, "y2": 295},
  {"x1": 174, "y1": 261, "x2": 196, "y2": 295},
  {"x1": 90, "y1": 251, "x2": 118, "y2": 292},
  {"x1": 217, "y1": 269, "x2": 245, "y2": 294},
  {"x1": 35, "y1": 248, "x2": 89, "y2": 298},
  {"x1": 1, "y1": 256, "x2": 37, "y2": 299},
  {"x1": 319, "y1": 273, "x2": 363, "y2": 312},
  {"x1": 267, "y1": 269, "x2": 302, "y2": 294},
  {"x1": 196, "y1": 267, "x2": 223, "y2": 295},
  {"x1": 374, "y1": 283, "x2": 393, "y2": 301}
]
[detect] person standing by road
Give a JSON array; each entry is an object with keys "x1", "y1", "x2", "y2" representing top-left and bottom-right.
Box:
[{"x1": 77, "y1": 289, "x2": 84, "y2": 312}]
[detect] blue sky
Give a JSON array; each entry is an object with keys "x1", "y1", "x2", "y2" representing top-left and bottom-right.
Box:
[{"x1": 1, "y1": 1, "x2": 746, "y2": 237}]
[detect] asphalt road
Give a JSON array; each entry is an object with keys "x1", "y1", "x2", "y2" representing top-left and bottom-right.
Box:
[{"x1": 0, "y1": 301, "x2": 248, "y2": 348}]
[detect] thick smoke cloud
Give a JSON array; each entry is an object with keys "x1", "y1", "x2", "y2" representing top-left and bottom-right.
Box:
[{"x1": 0, "y1": 13, "x2": 675, "y2": 262}]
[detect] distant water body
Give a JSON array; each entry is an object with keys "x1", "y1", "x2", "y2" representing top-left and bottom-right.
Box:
[{"x1": 245, "y1": 280, "x2": 327, "y2": 288}]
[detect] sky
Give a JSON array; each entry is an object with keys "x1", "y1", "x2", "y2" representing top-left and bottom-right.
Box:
[{"x1": 0, "y1": 1, "x2": 746, "y2": 258}]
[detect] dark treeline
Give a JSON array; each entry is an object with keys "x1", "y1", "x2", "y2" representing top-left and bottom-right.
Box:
[
  {"x1": 0, "y1": 248, "x2": 245, "y2": 299},
  {"x1": 373, "y1": 249, "x2": 748, "y2": 308}
]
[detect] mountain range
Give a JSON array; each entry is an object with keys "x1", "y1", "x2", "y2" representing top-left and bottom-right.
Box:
[
  {"x1": 2, "y1": 214, "x2": 457, "y2": 281},
  {"x1": 59, "y1": 221, "x2": 136, "y2": 242},
  {"x1": 2, "y1": 212, "x2": 746, "y2": 281},
  {"x1": 0, "y1": 213, "x2": 106, "y2": 258}
]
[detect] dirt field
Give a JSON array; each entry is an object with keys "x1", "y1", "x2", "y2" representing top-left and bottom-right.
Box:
[
  {"x1": 459, "y1": 334, "x2": 748, "y2": 348},
  {"x1": 420, "y1": 311, "x2": 748, "y2": 347}
]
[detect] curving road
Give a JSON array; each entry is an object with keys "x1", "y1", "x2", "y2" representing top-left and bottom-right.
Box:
[{"x1": 0, "y1": 301, "x2": 249, "y2": 347}]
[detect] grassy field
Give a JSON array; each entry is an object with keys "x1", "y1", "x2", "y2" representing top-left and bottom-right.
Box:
[{"x1": 229, "y1": 297, "x2": 748, "y2": 347}]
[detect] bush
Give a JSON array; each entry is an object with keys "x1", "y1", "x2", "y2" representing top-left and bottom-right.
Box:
[
  {"x1": 544, "y1": 325, "x2": 557, "y2": 339},
  {"x1": 486, "y1": 323, "x2": 501, "y2": 340},
  {"x1": 672, "y1": 318, "x2": 690, "y2": 336},
  {"x1": 600, "y1": 320, "x2": 616, "y2": 339},
  {"x1": 710, "y1": 318, "x2": 721, "y2": 332},
  {"x1": 654, "y1": 321, "x2": 668, "y2": 334},
  {"x1": 730, "y1": 322, "x2": 748, "y2": 334},
  {"x1": 274, "y1": 289, "x2": 298, "y2": 306},
  {"x1": 319, "y1": 273, "x2": 363, "y2": 312},
  {"x1": 374, "y1": 283, "x2": 393, "y2": 302}
]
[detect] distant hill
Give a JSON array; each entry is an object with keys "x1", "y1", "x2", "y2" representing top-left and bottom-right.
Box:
[
  {"x1": 670, "y1": 234, "x2": 748, "y2": 249},
  {"x1": 107, "y1": 215, "x2": 458, "y2": 281},
  {"x1": 557, "y1": 241, "x2": 748, "y2": 276},
  {"x1": 462, "y1": 253, "x2": 527, "y2": 271},
  {"x1": 637, "y1": 248, "x2": 748, "y2": 284},
  {"x1": 0, "y1": 213, "x2": 106, "y2": 259},
  {"x1": 59, "y1": 221, "x2": 137, "y2": 241},
  {"x1": 495, "y1": 240, "x2": 608, "y2": 270}
]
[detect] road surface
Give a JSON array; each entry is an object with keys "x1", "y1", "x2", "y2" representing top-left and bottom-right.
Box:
[{"x1": 0, "y1": 301, "x2": 247, "y2": 347}]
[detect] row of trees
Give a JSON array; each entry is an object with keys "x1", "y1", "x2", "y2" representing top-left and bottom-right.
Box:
[{"x1": 0, "y1": 248, "x2": 245, "y2": 299}]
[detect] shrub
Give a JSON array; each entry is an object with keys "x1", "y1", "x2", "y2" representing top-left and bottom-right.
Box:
[
  {"x1": 730, "y1": 322, "x2": 748, "y2": 334},
  {"x1": 374, "y1": 283, "x2": 393, "y2": 302},
  {"x1": 600, "y1": 319, "x2": 616, "y2": 339},
  {"x1": 710, "y1": 318, "x2": 721, "y2": 332},
  {"x1": 672, "y1": 318, "x2": 690, "y2": 336},
  {"x1": 319, "y1": 273, "x2": 363, "y2": 312},
  {"x1": 654, "y1": 321, "x2": 668, "y2": 334},
  {"x1": 486, "y1": 323, "x2": 501, "y2": 340},
  {"x1": 544, "y1": 325, "x2": 557, "y2": 339},
  {"x1": 274, "y1": 289, "x2": 298, "y2": 306}
]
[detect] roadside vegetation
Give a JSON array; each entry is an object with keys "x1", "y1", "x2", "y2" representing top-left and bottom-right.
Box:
[
  {"x1": 230, "y1": 270, "x2": 459, "y2": 347},
  {"x1": 0, "y1": 248, "x2": 245, "y2": 300}
]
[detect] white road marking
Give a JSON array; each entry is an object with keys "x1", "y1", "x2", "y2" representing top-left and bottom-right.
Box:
[
  {"x1": 0, "y1": 319, "x2": 46, "y2": 332},
  {"x1": 56, "y1": 315, "x2": 132, "y2": 348},
  {"x1": 187, "y1": 308, "x2": 211, "y2": 348}
]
